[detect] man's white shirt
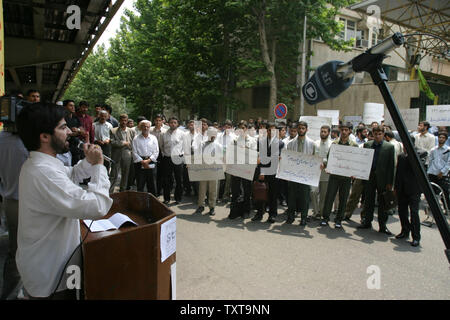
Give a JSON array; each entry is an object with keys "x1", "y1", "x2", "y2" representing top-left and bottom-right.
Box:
[
  {"x1": 16, "y1": 152, "x2": 112, "y2": 297},
  {"x1": 132, "y1": 133, "x2": 160, "y2": 165}
]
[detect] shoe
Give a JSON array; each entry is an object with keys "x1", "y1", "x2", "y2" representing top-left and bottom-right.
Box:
[
  {"x1": 280, "y1": 200, "x2": 287, "y2": 207},
  {"x1": 251, "y1": 213, "x2": 263, "y2": 222},
  {"x1": 410, "y1": 239, "x2": 420, "y2": 247},
  {"x1": 195, "y1": 206, "x2": 205, "y2": 214},
  {"x1": 242, "y1": 211, "x2": 250, "y2": 219},
  {"x1": 379, "y1": 227, "x2": 393, "y2": 236},
  {"x1": 335, "y1": 221, "x2": 342, "y2": 229},
  {"x1": 395, "y1": 231, "x2": 409, "y2": 239},
  {"x1": 357, "y1": 223, "x2": 372, "y2": 229},
  {"x1": 310, "y1": 215, "x2": 321, "y2": 221},
  {"x1": 285, "y1": 216, "x2": 294, "y2": 224},
  {"x1": 208, "y1": 208, "x2": 215, "y2": 216},
  {"x1": 163, "y1": 200, "x2": 170, "y2": 205},
  {"x1": 320, "y1": 219, "x2": 328, "y2": 227},
  {"x1": 300, "y1": 219, "x2": 307, "y2": 226},
  {"x1": 266, "y1": 216, "x2": 276, "y2": 223}
]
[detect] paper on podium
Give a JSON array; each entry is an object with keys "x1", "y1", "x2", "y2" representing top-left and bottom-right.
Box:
[{"x1": 84, "y1": 213, "x2": 138, "y2": 232}]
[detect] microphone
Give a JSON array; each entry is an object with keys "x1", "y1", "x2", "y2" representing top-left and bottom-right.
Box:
[
  {"x1": 77, "y1": 141, "x2": 114, "y2": 163},
  {"x1": 302, "y1": 32, "x2": 404, "y2": 105}
]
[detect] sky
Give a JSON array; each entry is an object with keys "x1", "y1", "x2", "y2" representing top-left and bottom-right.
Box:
[{"x1": 94, "y1": 0, "x2": 137, "y2": 50}]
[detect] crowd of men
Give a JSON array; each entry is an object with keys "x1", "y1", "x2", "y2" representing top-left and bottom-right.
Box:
[
  {"x1": 1, "y1": 89, "x2": 450, "y2": 299},
  {"x1": 49, "y1": 96, "x2": 450, "y2": 247}
]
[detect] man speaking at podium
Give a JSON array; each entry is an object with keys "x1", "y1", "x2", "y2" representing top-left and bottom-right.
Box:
[{"x1": 16, "y1": 102, "x2": 113, "y2": 299}]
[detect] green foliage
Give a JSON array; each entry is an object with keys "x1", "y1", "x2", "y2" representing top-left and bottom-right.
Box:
[{"x1": 64, "y1": 0, "x2": 357, "y2": 121}]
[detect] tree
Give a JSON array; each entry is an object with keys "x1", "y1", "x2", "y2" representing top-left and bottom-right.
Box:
[{"x1": 63, "y1": 45, "x2": 113, "y2": 110}]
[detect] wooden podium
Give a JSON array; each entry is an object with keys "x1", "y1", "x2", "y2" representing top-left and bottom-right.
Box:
[{"x1": 80, "y1": 191, "x2": 176, "y2": 300}]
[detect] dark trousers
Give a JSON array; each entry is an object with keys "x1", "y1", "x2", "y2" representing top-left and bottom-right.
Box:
[
  {"x1": 428, "y1": 174, "x2": 450, "y2": 208},
  {"x1": 231, "y1": 176, "x2": 252, "y2": 213},
  {"x1": 183, "y1": 164, "x2": 198, "y2": 196},
  {"x1": 397, "y1": 191, "x2": 421, "y2": 241},
  {"x1": 155, "y1": 152, "x2": 164, "y2": 196},
  {"x1": 134, "y1": 163, "x2": 156, "y2": 195},
  {"x1": 363, "y1": 171, "x2": 388, "y2": 227},
  {"x1": 99, "y1": 143, "x2": 112, "y2": 171},
  {"x1": 162, "y1": 156, "x2": 183, "y2": 202},
  {"x1": 322, "y1": 175, "x2": 352, "y2": 222},
  {"x1": 287, "y1": 181, "x2": 310, "y2": 220},
  {"x1": 278, "y1": 179, "x2": 288, "y2": 204},
  {"x1": 256, "y1": 175, "x2": 278, "y2": 217}
]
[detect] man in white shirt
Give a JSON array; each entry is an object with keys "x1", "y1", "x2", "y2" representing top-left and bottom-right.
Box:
[
  {"x1": 161, "y1": 116, "x2": 186, "y2": 204},
  {"x1": 229, "y1": 121, "x2": 257, "y2": 219},
  {"x1": 150, "y1": 114, "x2": 167, "y2": 196},
  {"x1": 414, "y1": 121, "x2": 436, "y2": 160},
  {"x1": 217, "y1": 120, "x2": 236, "y2": 202},
  {"x1": 132, "y1": 120, "x2": 159, "y2": 194},
  {"x1": 310, "y1": 125, "x2": 332, "y2": 220},
  {"x1": 16, "y1": 102, "x2": 112, "y2": 299},
  {"x1": 286, "y1": 121, "x2": 316, "y2": 226},
  {"x1": 93, "y1": 110, "x2": 113, "y2": 171}
]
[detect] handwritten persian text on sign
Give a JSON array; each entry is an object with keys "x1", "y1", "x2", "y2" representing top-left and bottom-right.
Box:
[
  {"x1": 276, "y1": 149, "x2": 322, "y2": 187},
  {"x1": 160, "y1": 217, "x2": 176, "y2": 263},
  {"x1": 384, "y1": 108, "x2": 419, "y2": 131},
  {"x1": 426, "y1": 105, "x2": 450, "y2": 126},
  {"x1": 187, "y1": 164, "x2": 225, "y2": 181},
  {"x1": 326, "y1": 144, "x2": 374, "y2": 180}
]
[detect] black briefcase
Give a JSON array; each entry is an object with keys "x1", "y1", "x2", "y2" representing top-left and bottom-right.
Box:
[{"x1": 382, "y1": 190, "x2": 398, "y2": 211}]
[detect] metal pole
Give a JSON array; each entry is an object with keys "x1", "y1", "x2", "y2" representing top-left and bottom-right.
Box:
[
  {"x1": 370, "y1": 65, "x2": 450, "y2": 264},
  {"x1": 300, "y1": 14, "x2": 307, "y2": 117}
]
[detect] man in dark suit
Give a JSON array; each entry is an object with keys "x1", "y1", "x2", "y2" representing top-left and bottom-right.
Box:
[
  {"x1": 252, "y1": 122, "x2": 284, "y2": 223},
  {"x1": 395, "y1": 136, "x2": 423, "y2": 247},
  {"x1": 358, "y1": 126, "x2": 396, "y2": 234}
]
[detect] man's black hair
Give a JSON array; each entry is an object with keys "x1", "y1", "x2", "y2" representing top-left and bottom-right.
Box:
[
  {"x1": 26, "y1": 89, "x2": 39, "y2": 97},
  {"x1": 17, "y1": 102, "x2": 66, "y2": 151},
  {"x1": 102, "y1": 104, "x2": 113, "y2": 114},
  {"x1": 63, "y1": 99, "x2": 74, "y2": 107}
]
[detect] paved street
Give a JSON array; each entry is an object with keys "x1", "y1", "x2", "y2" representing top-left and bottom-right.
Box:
[
  {"x1": 176, "y1": 196, "x2": 450, "y2": 300},
  {"x1": 1, "y1": 194, "x2": 449, "y2": 300}
]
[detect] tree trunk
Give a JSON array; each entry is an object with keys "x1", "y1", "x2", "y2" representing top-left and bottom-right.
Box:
[{"x1": 254, "y1": 4, "x2": 277, "y2": 121}]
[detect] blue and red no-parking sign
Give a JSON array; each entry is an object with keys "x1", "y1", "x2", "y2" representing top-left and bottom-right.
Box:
[{"x1": 274, "y1": 103, "x2": 287, "y2": 119}]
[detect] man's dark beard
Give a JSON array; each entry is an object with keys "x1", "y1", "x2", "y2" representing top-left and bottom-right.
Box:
[{"x1": 51, "y1": 136, "x2": 69, "y2": 154}]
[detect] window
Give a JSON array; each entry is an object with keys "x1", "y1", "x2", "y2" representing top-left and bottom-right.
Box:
[
  {"x1": 338, "y1": 17, "x2": 365, "y2": 47},
  {"x1": 346, "y1": 20, "x2": 356, "y2": 41},
  {"x1": 371, "y1": 27, "x2": 378, "y2": 46}
]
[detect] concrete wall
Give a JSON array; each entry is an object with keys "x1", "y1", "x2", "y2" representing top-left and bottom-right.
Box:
[{"x1": 302, "y1": 80, "x2": 420, "y2": 120}]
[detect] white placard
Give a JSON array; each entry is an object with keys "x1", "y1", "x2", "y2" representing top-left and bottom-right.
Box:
[
  {"x1": 160, "y1": 217, "x2": 176, "y2": 263},
  {"x1": 224, "y1": 146, "x2": 257, "y2": 181},
  {"x1": 426, "y1": 105, "x2": 450, "y2": 126},
  {"x1": 276, "y1": 149, "x2": 322, "y2": 187},
  {"x1": 299, "y1": 116, "x2": 332, "y2": 141},
  {"x1": 384, "y1": 108, "x2": 420, "y2": 131},
  {"x1": 171, "y1": 263, "x2": 176, "y2": 300},
  {"x1": 344, "y1": 115, "x2": 362, "y2": 128},
  {"x1": 317, "y1": 109, "x2": 340, "y2": 125},
  {"x1": 326, "y1": 144, "x2": 374, "y2": 180},
  {"x1": 225, "y1": 163, "x2": 257, "y2": 181},
  {"x1": 187, "y1": 164, "x2": 225, "y2": 181},
  {"x1": 363, "y1": 102, "x2": 384, "y2": 124}
]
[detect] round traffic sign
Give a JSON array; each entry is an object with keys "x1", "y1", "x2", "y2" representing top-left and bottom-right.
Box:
[{"x1": 274, "y1": 103, "x2": 287, "y2": 119}]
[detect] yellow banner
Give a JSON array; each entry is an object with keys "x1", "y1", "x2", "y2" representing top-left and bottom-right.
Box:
[{"x1": 0, "y1": 0, "x2": 4, "y2": 97}]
